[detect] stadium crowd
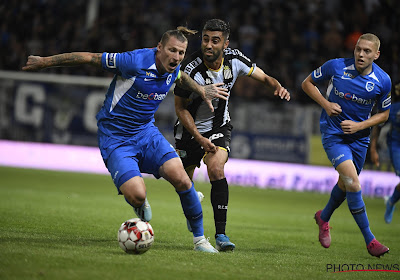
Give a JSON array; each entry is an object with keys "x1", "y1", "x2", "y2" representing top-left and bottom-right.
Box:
[{"x1": 1, "y1": 0, "x2": 399, "y2": 103}]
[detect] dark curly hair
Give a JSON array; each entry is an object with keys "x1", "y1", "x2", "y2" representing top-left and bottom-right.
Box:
[{"x1": 203, "y1": 19, "x2": 230, "y2": 40}]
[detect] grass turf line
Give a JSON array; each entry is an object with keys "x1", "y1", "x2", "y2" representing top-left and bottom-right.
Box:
[{"x1": 0, "y1": 166, "x2": 399, "y2": 280}]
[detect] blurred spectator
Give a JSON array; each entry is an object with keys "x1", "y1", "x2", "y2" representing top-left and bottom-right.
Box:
[
  {"x1": 344, "y1": 26, "x2": 363, "y2": 51},
  {"x1": 0, "y1": 0, "x2": 398, "y2": 105},
  {"x1": 322, "y1": 23, "x2": 344, "y2": 58}
]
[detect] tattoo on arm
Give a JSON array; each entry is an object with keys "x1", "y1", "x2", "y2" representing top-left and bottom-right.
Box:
[
  {"x1": 89, "y1": 53, "x2": 102, "y2": 67},
  {"x1": 47, "y1": 52, "x2": 102, "y2": 68},
  {"x1": 178, "y1": 72, "x2": 201, "y2": 92}
]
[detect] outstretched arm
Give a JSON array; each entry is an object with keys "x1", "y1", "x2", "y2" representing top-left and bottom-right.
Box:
[
  {"x1": 250, "y1": 67, "x2": 290, "y2": 101},
  {"x1": 22, "y1": 52, "x2": 103, "y2": 71},
  {"x1": 176, "y1": 71, "x2": 229, "y2": 112}
]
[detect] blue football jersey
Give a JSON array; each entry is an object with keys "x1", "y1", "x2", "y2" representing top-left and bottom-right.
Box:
[
  {"x1": 388, "y1": 102, "x2": 400, "y2": 142},
  {"x1": 312, "y1": 58, "x2": 391, "y2": 139},
  {"x1": 96, "y1": 48, "x2": 181, "y2": 138}
]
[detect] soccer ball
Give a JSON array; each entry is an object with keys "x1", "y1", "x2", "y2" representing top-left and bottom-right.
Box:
[{"x1": 118, "y1": 218, "x2": 154, "y2": 254}]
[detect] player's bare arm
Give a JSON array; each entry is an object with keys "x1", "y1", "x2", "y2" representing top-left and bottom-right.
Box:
[
  {"x1": 176, "y1": 71, "x2": 229, "y2": 112},
  {"x1": 175, "y1": 95, "x2": 217, "y2": 153},
  {"x1": 251, "y1": 67, "x2": 290, "y2": 101},
  {"x1": 302, "y1": 75, "x2": 342, "y2": 116},
  {"x1": 369, "y1": 125, "x2": 382, "y2": 167},
  {"x1": 22, "y1": 52, "x2": 102, "y2": 71},
  {"x1": 341, "y1": 109, "x2": 389, "y2": 135}
]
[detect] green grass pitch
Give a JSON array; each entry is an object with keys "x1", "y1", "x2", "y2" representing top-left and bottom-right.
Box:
[{"x1": 0, "y1": 166, "x2": 399, "y2": 280}]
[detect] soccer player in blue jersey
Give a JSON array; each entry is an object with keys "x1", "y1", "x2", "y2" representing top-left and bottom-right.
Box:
[
  {"x1": 302, "y1": 33, "x2": 391, "y2": 257},
  {"x1": 22, "y1": 27, "x2": 229, "y2": 253},
  {"x1": 370, "y1": 82, "x2": 400, "y2": 224}
]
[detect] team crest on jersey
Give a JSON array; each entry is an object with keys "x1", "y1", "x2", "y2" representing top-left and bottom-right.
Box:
[
  {"x1": 223, "y1": 65, "x2": 233, "y2": 80},
  {"x1": 166, "y1": 74, "x2": 172, "y2": 85},
  {"x1": 365, "y1": 81, "x2": 374, "y2": 92}
]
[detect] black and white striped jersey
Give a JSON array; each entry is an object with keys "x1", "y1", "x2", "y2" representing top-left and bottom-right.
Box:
[{"x1": 174, "y1": 47, "x2": 256, "y2": 141}]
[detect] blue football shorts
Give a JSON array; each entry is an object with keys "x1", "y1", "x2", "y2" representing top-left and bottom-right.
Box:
[
  {"x1": 98, "y1": 124, "x2": 178, "y2": 193},
  {"x1": 322, "y1": 133, "x2": 369, "y2": 174},
  {"x1": 388, "y1": 137, "x2": 400, "y2": 177}
]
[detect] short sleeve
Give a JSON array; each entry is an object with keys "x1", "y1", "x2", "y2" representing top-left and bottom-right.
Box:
[
  {"x1": 377, "y1": 74, "x2": 392, "y2": 111},
  {"x1": 311, "y1": 59, "x2": 336, "y2": 83},
  {"x1": 101, "y1": 51, "x2": 138, "y2": 78}
]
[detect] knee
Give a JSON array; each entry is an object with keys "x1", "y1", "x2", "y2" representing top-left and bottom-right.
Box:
[
  {"x1": 207, "y1": 163, "x2": 225, "y2": 181},
  {"x1": 125, "y1": 193, "x2": 145, "y2": 207},
  {"x1": 172, "y1": 176, "x2": 192, "y2": 191},
  {"x1": 340, "y1": 175, "x2": 360, "y2": 192},
  {"x1": 121, "y1": 186, "x2": 146, "y2": 207}
]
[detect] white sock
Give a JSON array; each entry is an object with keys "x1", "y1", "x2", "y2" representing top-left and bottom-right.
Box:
[{"x1": 193, "y1": 235, "x2": 205, "y2": 244}]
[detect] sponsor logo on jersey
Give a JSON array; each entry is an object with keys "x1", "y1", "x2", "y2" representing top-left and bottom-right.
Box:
[
  {"x1": 146, "y1": 72, "x2": 157, "y2": 78},
  {"x1": 341, "y1": 71, "x2": 354, "y2": 80},
  {"x1": 136, "y1": 91, "x2": 167, "y2": 101},
  {"x1": 314, "y1": 67, "x2": 322, "y2": 78},
  {"x1": 106, "y1": 53, "x2": 117, "y2": 68},
  {"x1": 365, "y1": 81, "x2": 374, "y2": 92},
  {"x1": 184, "y1": 57, "x2": 202, "y2": 75},
  {"x1": 333, "y1": 87, "x2": 373, "y2": 105},
  {"x1": 209, "y1": 133, "x2": 224, "y2": 141}
]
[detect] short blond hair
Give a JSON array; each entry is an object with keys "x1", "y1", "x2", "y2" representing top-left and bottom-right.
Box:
[{"x1": 358, "y1": 33, "x2": 381, "y2": 50}]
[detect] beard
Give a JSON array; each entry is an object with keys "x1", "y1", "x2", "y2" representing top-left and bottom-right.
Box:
[{"x1": 202, "y1": 48, "x2": 222, "y2": 63}]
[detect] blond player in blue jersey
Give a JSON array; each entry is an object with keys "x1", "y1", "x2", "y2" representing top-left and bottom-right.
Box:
[
  {"x1": 302, "y1": 33, "x2": 391, "y2": 258},
  {"x1": 22, "y1": 27, "x2": 229, "y2": 253}
]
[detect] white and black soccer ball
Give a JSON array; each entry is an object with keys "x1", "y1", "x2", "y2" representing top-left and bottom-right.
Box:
[{"x1": 118, "y1": 218, "x2": 154, "y2": 254}]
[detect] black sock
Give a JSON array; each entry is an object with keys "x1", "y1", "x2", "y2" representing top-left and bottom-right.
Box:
[{"x1": 211, "y1": 178, "x2": 229, "y2": 237}]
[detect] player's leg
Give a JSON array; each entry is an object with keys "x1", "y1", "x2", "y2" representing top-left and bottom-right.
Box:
[
  {"x1": 385, "y1": 142, "x2": 400, "y2": 223},
  {"x1": 119, "y1": 176, "x2": 152, "y2": 222},
  {"x1": 385, "y1": 183, "x2": 400, "y2": 223},
  {"x1": 204, "y1": 148, "x2": 235, "y2": 251},
  {"x1": 337, "y1": 159, "x2": 388, "y2": 257},
  {"x1": 98, "y1": 132, "x2": 152, "y2": 222},
  {"x1": 315, "y1": 180, "x2": 347, "y2": 248},
  {"x1": 159, "y1": 157, "x2": 203, "y2": 236},
  {"x1": 185, "y1": 165, "x2": 196, "y2": 181},
  {"x1": 106, "y1": 144, "x2": 152, "y2": 222},
  {"x1": 146, "y1": 127, "x2": 216, "y2": 252},
  {"x1": 320, "y1": 182, "x2": 346, "y2": 222},
  {"x1": 183, "y1": 165, "x2": 203, "y2": 233},
  {"x1": 160, "y1": 158, "x2": 218, "y2": 253},
  {"x1": 314, "y1": 134, "x2": 350, "y2": 248},
  {"x1": 175, "y1": 138, "x2": 206, "y2": 232}
]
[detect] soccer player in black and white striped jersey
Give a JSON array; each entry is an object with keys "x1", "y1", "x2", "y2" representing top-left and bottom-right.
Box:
[{"x1": 174, "y1": 19, "x2": 290, "y2": 251}]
